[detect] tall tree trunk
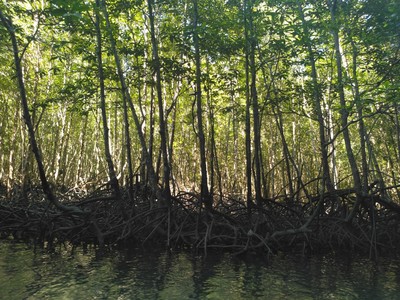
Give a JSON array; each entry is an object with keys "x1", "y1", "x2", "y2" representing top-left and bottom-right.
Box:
[
  {"x1": 248, "y1": 0, "x2": 262, "y2": 206},
  {"x1": 95, "y1": 0, "x2": 122, "y2": 203},
  {"x1": 193, "y1": 0, "x2": 211, "y2": 210},
  {"x1": 205, "y1": 59, "x2": 215, "y2": 196},
  {"x1": 327, "y1": 0, "x2": 362, "y2": 221},
  {"x1": 148, "y1": 86, "x2": 156, "y2": 184},
  {"x1": 208, "y1": 105, "x2": 216, "y2": 195},
  {"x1": 76, "y1": 113, "x2": 88, "y2": 186},
  {"x1": 326, "y1": 101, "x2": 338, "y2": 188},
  {"x1": 297, "y1": 2, "x2": 335, "y2": 196},
  {"x1": 396, "y1": 106, "x2": 400, "y2": 162},
  {"x1": 350, "y1": 38, "x2": 369, "y2": 193},
  {"x1": 58, "y1": 112, "x2": 72, "y2": 186},
  {"x1": 0, "y1": 10, "x2": 81, "y2": 214},
  {"x1": 147, "y1": 0, "x2": 171, "y2": 200},
  {"x1": 168, "y1": 86, "x2": 179, "y2": 195},
  {"x1": 100, "y1": 0, "x2": 166, "y2": 206},
  {"x1": 273, "y1": 106, "x2": 294, "y2": 198},
  {"x1": 7, "y1": 106, "x2": 20, "y2": 192},
  {"x1": 122, "y1": 82, "x2": 135, "y2": 205},
  {"x1": 243, "y1": 0, "x2": 253, "y2": 208}
]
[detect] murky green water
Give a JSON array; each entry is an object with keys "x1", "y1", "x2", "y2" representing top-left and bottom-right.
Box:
[{"x1": 1, "y1": 241, "x2": 400, "y2": 299}]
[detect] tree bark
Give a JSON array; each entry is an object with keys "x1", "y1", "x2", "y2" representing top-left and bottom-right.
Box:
[
  {"x1": 327, "y1": 0, "x2": 363, "y2": 221},
  {"x1": 246, "y1": 0, "x2": 262, "y2": 206},
  {"x1": 350, "y1": 38, "x2": 369, "y2": 193},
  {"x1": 95, "y1": 0, "x2": 122, "y2": 204},
  {"x1": 100, "y1": 0, "x2": 166, "y2": 206},
  {"x1": 147, "y1": 0, "x2": 171, "y2": 201},
  {"x1": 193, "y1": 0, "x2": 211, "y2": 210},
  {"x1": 274, "y1": 107, "x2": 294, "y2": 198},
  {"x1": 76, "y1": 113, "x2": 88, "y2": 185},
  {"x1": 396, "y1": 106, "x2": 400, "y2": 162},
  {"x1": 0, "y1": 10, "x2": 82, "y2": 214},
  {"x1": 243, "y1": 0, "x2": 253, "y2": 208},
  {"x1": 297, "y1": 2, "x2": 335, "y2": 196}
]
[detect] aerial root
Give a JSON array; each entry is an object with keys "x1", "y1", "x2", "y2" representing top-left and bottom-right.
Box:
[{"x1": 1, "y1": 185, "x2": 400, "y2": 257}]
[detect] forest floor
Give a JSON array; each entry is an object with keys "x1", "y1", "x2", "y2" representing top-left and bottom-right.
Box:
[{"x1": 1, "y1": 183, "x2": 400, "y2": 259}]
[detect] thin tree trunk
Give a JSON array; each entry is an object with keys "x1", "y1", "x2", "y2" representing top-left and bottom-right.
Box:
[
  {"x1": 58, "y1": 112, "x2": 72, "y2": 186},
  {"x1": 274, "y1": 106, "x2": 294, "y2": 198},
  {"x1": 95, "y1": 0, "x2": 122, "y2": 203},
  {"x1": 168, "y1": 90, "x2": 179, "y2": 195},
  {"x1": 7, "y1": 104, "x2": 20, "y2": 192},
  {"x1": 0, "y1": 10, "x2": 82, "y2": 214},
  {"x1": 76, "y1": 113, "x2": 88, "y2": 185},
  {"x1": 148, "y1": 86, "x2": 156, "y2": 184},
  {"x1": 207, "y1": 82, "x2": 216, "y2": 196},
  {"x1": 396, "y1": 106, "x2": 400, "y2": 162},
  {"x1": 193, "y1": 0, "x2": 211, "y2": 210},
  {"x1": 147, "y1": 0, "x2": 171, "y2": 201},
  {"x1": 243, "y1": 0, "x2": 253, "y2": 208},
  {"x1": 54, "y1": 106, "x2": 66, "y2": 183},
  {"x1": 122, "y1": 82, "x2": 134, "y2": 204},
  {"x1": 327, "y1": 0, "x2": 362, "y2": 221},
  {"x1": 350, "y1": 38, "x2": 369, "y2": 192},
  {"x1": 297, "y1": 2, "x2": 335, "y2": 196},
  {"x1": 100, "y1": 0, "x2": 166, "y2": 206},
  {"x1": 326, "y1": 101, "x2": 338, "y2": 188},
  {"x1": 247, "y1": 0, "x2": 262, "y2": 206}
]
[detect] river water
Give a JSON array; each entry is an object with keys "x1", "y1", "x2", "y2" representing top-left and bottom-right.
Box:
[{"x1": 1, "y1": 240, "x2": 400, "y2": 299}]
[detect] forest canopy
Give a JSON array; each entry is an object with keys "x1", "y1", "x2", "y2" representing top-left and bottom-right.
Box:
[{"x1": 0, "y1": 0, "x2": 399, "y2": 253}]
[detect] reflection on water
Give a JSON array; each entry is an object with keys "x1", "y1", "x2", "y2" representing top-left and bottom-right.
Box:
[{"x1": 1, "y1": 240, "x2": 400, "y2": 299}]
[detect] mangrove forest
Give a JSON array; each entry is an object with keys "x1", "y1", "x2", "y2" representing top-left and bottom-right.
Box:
[{"x1": 0, "y1": 0, "x2": 400, "y2": 258}]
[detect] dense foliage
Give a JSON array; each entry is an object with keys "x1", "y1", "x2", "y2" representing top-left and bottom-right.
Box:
[{"x1": 0, "y1": 0, "x2": 399, "y2": 254}]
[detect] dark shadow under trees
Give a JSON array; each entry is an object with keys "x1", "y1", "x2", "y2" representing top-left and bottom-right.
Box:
[{"x1": 1, "y1": 181, "x2": 400, "y2": 259}]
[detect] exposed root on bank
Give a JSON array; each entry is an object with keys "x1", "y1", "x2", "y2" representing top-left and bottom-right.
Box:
[{"x1": 1, "y1": 184, "x2": 400, "y2": 258}]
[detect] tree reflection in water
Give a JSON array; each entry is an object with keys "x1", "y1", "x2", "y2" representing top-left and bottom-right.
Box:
[{"x1": 0, "y1": 241, "x2": 399, "y2": 299}]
